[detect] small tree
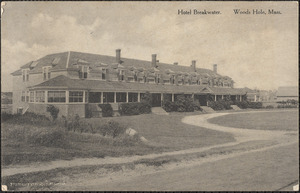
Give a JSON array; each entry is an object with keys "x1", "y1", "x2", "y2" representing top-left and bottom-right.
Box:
[{"x1": 46, "y1": 105, "x2": 59, "y2": 121}]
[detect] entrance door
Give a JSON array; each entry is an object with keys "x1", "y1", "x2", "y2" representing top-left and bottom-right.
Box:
[
  {"x1": 195, "y1": 94, "x2": 207, "y2": 106},
  {"x1": 152, "y1": 93, "x2": 161, "y2": 107}
]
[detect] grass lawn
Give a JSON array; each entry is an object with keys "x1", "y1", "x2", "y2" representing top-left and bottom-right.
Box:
[
  {"x1": 1, "y1": 112, "x2": 234, "y2": 166},
  {"x1": 208, "y1": 110, "x2": 299, "y2": 131},
  {"x1": 84, "y1": 113, "x2": 234, "y2": 150}
]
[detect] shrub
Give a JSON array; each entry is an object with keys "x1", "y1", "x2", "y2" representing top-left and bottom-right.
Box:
[
  {"x1": 235, "y1": 101, "x2": 249, "y2": 109},
  {"x1": 265, "y1": 105, "x2": 274, "y2": 109},
  {"x1": 97, "y1": 121, "x2": 127, "y2": 138},
  {"x1": 162, "y1": 100, "x2": 177, "y2": 112},
  {"x1": 141, "y1": 91, "x2": 152, "y2": 107},
  {"x1": 192, "y1": 101, "x2": 203, "y2": 111},
  {"x1": 174, "y1": 95, "x2": 194, "y2": 112},
  {"x1": 1, "y1": 112, "x2": 52, "y2": 126},
  {"x1": 248, "y1": 102, "x2": 263, "y2": 109},
  {"x1": 27, "y1": 127, "x2": 70, "y2": 148},
  {"x1": 46, "y1": 105, "x2": 59, "y2": 121},
  {"x1": 119, "y1": 102, "x2": 151, "y2": 116},
  {"x1": 208, "y1": 101, "x2": 224, "y2": 110},
  {"x1": 98, "y1": 104, "x2": 113, "y2": 117}
]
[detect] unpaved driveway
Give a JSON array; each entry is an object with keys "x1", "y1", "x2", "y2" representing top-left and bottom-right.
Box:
[{"x1": 2, "y1": 110, "x2": 297, "y2": 178}]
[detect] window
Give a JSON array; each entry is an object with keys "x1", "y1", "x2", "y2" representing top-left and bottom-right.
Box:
[
  {"x1": 103, "y1": 92, "x2": 114, "y2": 103},
  {"x1": 102, "y1": 68, "x2": 108, "y2": 80},
  {"x1": 79, "y1": 66, "x2": 88, "y2": 79},
  {"x1": 30, "y1": 91, "x2": 35, "y2": 102},
  {"x1": 26, "y1": 91, "x2": 29, "y2": 102},
  {"x1": 42, "y1": 66, "x2": 51, "y2": 80},
  {"x1": 119, "y1": 70, "x2": 125, "y2": 81},
  {"x1": 22, "y1": 69, "x2": 29, "y2": 82},
  {"x1": 35, "y1": 91, "x2": 45, "y2": 103},
  {"x1": 48, "y1": 91, "x2": 66, "y2": 103},
  {"x1": 128, "y1": 93, "x2": 138, "y2": 102},
  {"x1": 89, "y1": 92, "x2": 101, "y2": 103},
  {"x1": 116, "y1": 92, "x2": 126, "y2": 102},
  {"x1": 69, "y1": 91, "x2": 83, "y2": 103},
  {"x1": 21, "y1": 91, "x2": 26, "y2": 102}
]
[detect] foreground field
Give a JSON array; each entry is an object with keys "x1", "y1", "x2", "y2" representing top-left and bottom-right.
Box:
[
  {"x1": 1, "y1": 112, "x2": 234, "y2": 166},
  {"x1": 208, "y1": 110, "x2": 298, "y2": 131},
  {"x1": 2, "y1": 109, "x2": 298, "y2": 191}
]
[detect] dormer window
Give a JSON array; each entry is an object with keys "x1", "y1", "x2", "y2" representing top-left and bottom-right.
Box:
[
  {"x1": 22, "y1": 69, "x2": 29, "y2": 82},
  {"x1": 42, "y1": 66, "x2": 51, "y2": 80},
  {"x1": 119, "y1": 70, "x2": 125, "y2": 81},
  {"x1": 79, "y1": 65, "x2": 88, "y2": 79},
  {"x1": 102, "y1": 68, "x2": 108, "y2": 80}
]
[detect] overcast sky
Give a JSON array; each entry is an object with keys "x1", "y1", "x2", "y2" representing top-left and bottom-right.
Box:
[{"x1": 1, "y1": 1, "x2": 298, "y2": 92}]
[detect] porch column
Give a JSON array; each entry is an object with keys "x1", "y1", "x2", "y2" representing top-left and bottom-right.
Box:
[
  {"x1": 126, "y1": 92, "x2": 129, "y2": 103},
  {"x1": 192, "y1": 93, "x2": 195, "y2": 101},
  {"x1": 235, "y1": 95, "x2": 238, "y2": 101},
  {"x1": 221, "y1": 95, "x2": 224, "y2": 100},
  {"x1": 66, "y1": 91, "x2": 69, "y2": 103},
  {"x1": 45, "y1": 90, "x2": 48, "y2": 104},
  {"x1": 100, "y1": 92, "x2": 103, "y2": 104},
  {"x1": 138, "y1": 92, "x2": 141, "y2": 102},
  {"x1": 82, "y1": 91, "x2": 86, "y2": 103},
  {"x1": 34, "y1": 91, "x2": 36, "y2": 103},
  {"x1": 114, "y1": 92, "x2": 117, "y2": 103},
  {"x1": 161, "y1": 93, "x2": 163, "y2": 106},
  {"x1": 254, "y1": 94, "x2": 257, "y2": 102},
  {"x1": 172, "y1": 93, "x2": 174, "y2": 102},
  {"x1": 214, "y1": 95, "x2": 217, "y2": 101},
  {"x1": 240, "y1": 95, "x2": 242, "y2": 101}
]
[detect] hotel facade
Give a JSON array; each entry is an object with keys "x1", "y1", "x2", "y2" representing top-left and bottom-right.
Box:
[{"x1": 12, "y1": 49, "x2": 247, "y2": 117}]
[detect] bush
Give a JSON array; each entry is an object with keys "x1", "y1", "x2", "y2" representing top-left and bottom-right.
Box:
[
  {"x1": 248, "y1": 102, "x2": 263, "y2": 109},
  {"x1": 277, "y1": 104, "x2": 298, "y2": 108},
  {"x1": 97, "y1": 121, "x2": 127, "y2": 138},
  {"x1": 175, "y1": 95, "x2": 194, "y2": 112},
  {"x1": 98, "y1": 104, "x2": 114, "y2": 117},
  {"x1": 265, "y1": 105, "x2": 274, "y2": 109},
  {"x1": 46, "y1": 105, "x2": 59, "y2": 121},
  {"x1": 141, "y1": 91, "x2": 152, "y2": 107},
  {"x1": 119, "y1": 102, "x2": 151, "y2": 116},
  {"x1": 27, "y1": 127, "x2": 70, "y2": 148},
  {"x1": 162, "y1": 100, "x2": 177, "y2": 112},
  {"x1": 1, "y1": 112, "x2": 52, "y2": 126},
  {"x1": 235, "y1": 101, "x2": 249, "y2": 109},
  {"x1": 192, "y1": 101, "x2": 203, "y2": 111},
  {"x1": 235, "y1": 101, "x2": 263, "y2": 109},
  {"x1": 208, "y1": 100, "x2": 233, "y2": 111}
]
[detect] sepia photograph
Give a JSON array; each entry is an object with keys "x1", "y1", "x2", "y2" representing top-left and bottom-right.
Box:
[{"x1": 1, "y1": 1, "x2": 299, "y2": 191}]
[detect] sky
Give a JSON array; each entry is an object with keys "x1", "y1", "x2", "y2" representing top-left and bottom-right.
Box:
[{"x1": 1, "y1": 1, "x2": 298, "y2": 92}]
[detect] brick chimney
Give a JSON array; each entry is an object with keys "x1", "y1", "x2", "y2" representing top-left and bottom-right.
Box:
[
  {"x1": 191, "y1": 60, "x2": 196, "y2": 72},
  {"x1": 152, "y1": 54, "x2": 157, "y2": 68},
  {"x1": 116, "y1": 49, "x2": 121, "y2": 63},
  {"x1": 213, "y1": 64, "x2": 217, "y2": 73},
  {"x1": 173, "y1": 62, "x2": 178, "y2": 65}
]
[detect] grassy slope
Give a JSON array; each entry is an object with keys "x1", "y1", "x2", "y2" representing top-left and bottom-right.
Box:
[
  {"x1": 1, "y1": 112, "x2": 234, "y2": 166},
  {"x1": 84, "y1": 113, "x2": 235, "y2": 150},
  {"x1": 208, "y1": 110, "x2": 299, "y2": 131}
]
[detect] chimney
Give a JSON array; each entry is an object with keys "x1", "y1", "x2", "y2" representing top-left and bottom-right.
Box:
[
  {"x1": 173, "y1": 62, "x2": 178, "y2": 65},
  {"x1": 152, "y1": 54, "x2": 157, "y2": 68},
  {"x1": 191, "y1": 60, "x2": 196, "y2": 72},
  {"x1": 213, "y1": 64, "x2": 217, "y2": 73},
  {"x1": 116, "y1": 49, "x2": 121, "y2": 63}
]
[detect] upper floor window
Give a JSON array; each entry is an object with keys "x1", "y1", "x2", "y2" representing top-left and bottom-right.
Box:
[
  {"x1": 79, "y1": 66, "x2": 88, "y2": 79},
  {"x1": 21, "y1": 91, "x2": 26, "y2": 102},
  {"x1": 42, "y1": 66, "x2": 51, "y2": 80},
  {"x1": 102, "y1": 68, "x2": 108, "y2": 80},
  {"x1": 119, "y1": 70, "x2": 125, "y2": 81},
  {"x1": 30, "y1": 91, "x2": 35, "y2": 102},
  {"x1": 22, "y1": 69, "x2": 29, "y2": 82}
]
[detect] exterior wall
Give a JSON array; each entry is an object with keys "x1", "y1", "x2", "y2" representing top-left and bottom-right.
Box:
[
  {"x1": 12, "y1": 71, "x2": 68, "y2": 114},
  {"x1": 68, "y1": 104, "x2": 86, "y2": 118},
  {"x1": 28, "y1": 103, "x2": 68, "y2": 118}
]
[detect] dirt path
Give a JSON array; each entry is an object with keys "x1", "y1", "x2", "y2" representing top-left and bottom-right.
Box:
[{"x1": 2, "y1": 110, "x2": 297, "y2": 177}]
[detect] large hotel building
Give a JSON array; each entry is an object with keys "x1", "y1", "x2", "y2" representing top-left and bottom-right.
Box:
[{"x1": 12, "y1": 49, "x2": 247, "y2": 117}]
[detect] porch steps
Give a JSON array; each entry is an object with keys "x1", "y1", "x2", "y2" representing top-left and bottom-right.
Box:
[
  {"x1": 201, "y1": 106, "x2": 215, "y2": 113},
  {"x1": 231, "y1": 105, "x2": 241, "y2": 111},
  {"x1": 151, "y1": 107, "x2": 169, "y2": 115}
]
